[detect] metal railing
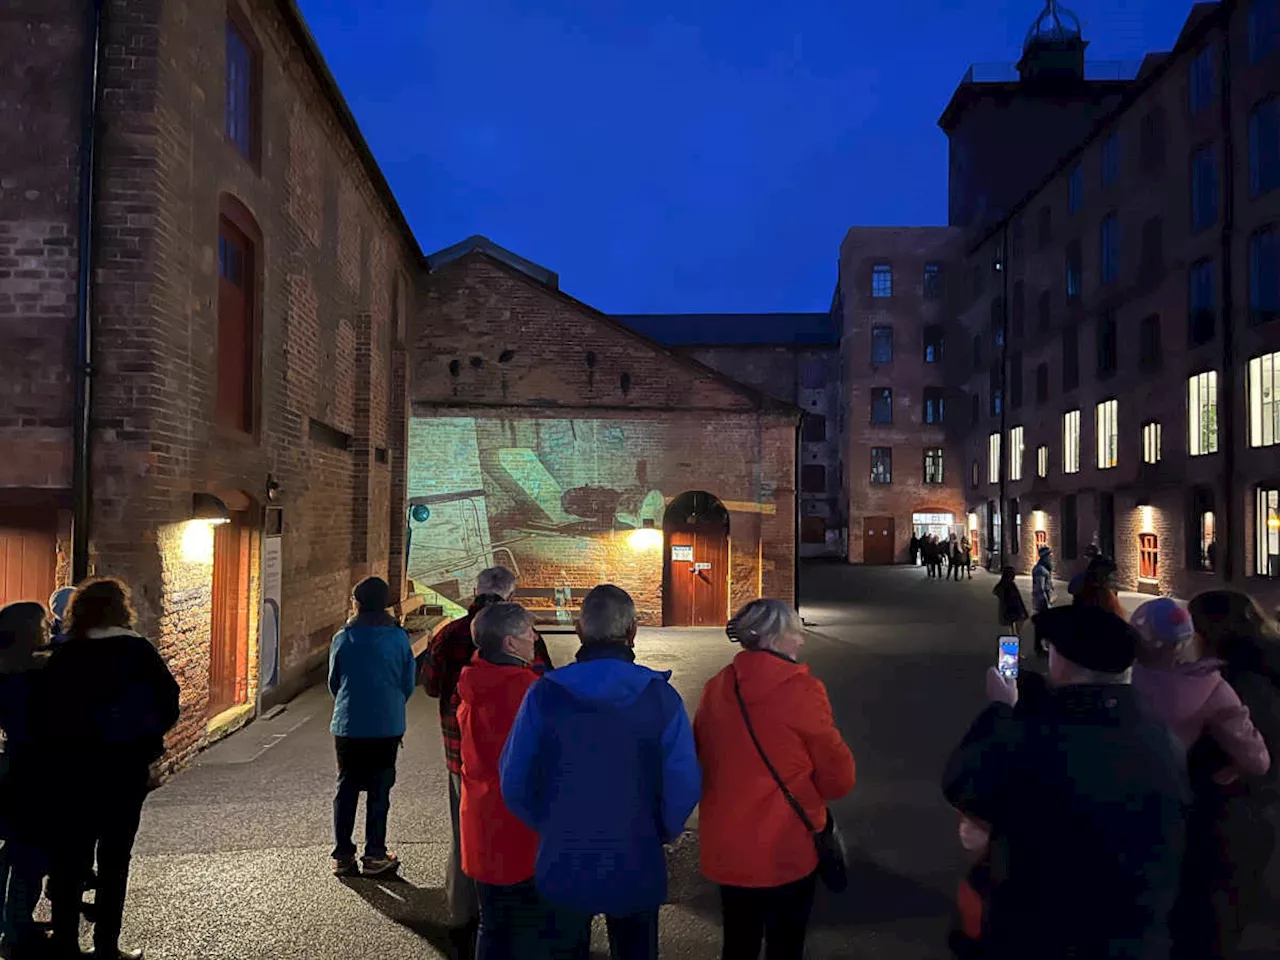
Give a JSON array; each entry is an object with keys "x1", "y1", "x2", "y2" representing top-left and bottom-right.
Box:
[{"x1": 960, "y1": 60, "x2": 1143, "y2": 85}]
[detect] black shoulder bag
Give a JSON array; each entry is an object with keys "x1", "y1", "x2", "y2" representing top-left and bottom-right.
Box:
[{"x1": 732, "y1": 668, "x2": 849, "y2": 892}]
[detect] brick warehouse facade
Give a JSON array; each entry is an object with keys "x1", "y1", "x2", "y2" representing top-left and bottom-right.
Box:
[
  {"x1": 0, "y1": 0, "x2": 419, "y2": 765},
  {"x1": 407, "y1": 241, "x2": 800, "y2": 627},
  {"x1": 948, "y1": 0, "x2": 1280, "y2": 609},
  {"x1": 838, "y1": 227, "x2": 966, "y2": 564}
]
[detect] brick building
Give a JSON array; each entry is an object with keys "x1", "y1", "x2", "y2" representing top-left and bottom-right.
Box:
[
  {"x1": 838, "y1": 227, "x2": 966, "y2": 564},
  {"x1": 949, "y1": 0, "x2": 1280, "y2": 608},
  {"x1": 0, "y1": 0, "x2": 419, "y2": 764},
  {"x1": 615, "y1": 310, "x2": 845, "y2": 558},
  {"x1": 408, "y1": 238, "x2": 800, "y2": 627}
]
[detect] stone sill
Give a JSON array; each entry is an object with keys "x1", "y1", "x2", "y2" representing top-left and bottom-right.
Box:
[
  {"x1": 1136, "y1": 578, "x2": 1161, "y2": 596},
  {"x1": 206, "y1": 702, "x2": 255, "y2": 742}
]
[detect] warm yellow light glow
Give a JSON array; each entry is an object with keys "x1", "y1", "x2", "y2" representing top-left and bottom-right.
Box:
[
  {"x1": 181, "y1": 520, "x2": 217, "y2": 564},
  {"x1": 1269, "y1": 516, "x2": 1280, "y2": 530},
  {"x1": 628, "y1": 527, "x2": 663, "y2": 551},
  {"x1": 1141, "y1": 505, "x2": 1156, "y2": 534},
  {"x1": 967, "y1": 512, "x2": 979, "y2": 531},
  {"x1": 1032, "y1": 510, "x2": 1046, "y2": 532}
]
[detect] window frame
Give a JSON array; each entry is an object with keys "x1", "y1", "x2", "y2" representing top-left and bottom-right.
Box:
[
  {"x1": 1250, "y1": 0, "x2": 1279, "y2": 64},
  {"x1": 1009, "y1": 425, "x2": 1024, "y2": 482},
  {"x1": 870, "y1": 447, "x2": 893, "y2": 485},
  {"x1": 225, "y1": 4, "x2": 263, "y2": 167},
  {"x1": 1189, "y1": 258, "x2": 1217, "y2": 345},
  {"x1": 215, "y1": 193, "x2": 263, "y2": 438},
  {"x1": 1247, "y1": 350, "x2": 1280, "y2": 448},
  {"x1": 1188, "y1": 370, "x2": 1220, "y2": 456},
  {"x1": 1095, "y1": 399, "x2": 1119, "y2": 470},
  {"x1": 923, "y1": 387, "x2": 945, "y2": 426},
  {"x1": 1139, "y1": 533, "x2": 1159, "y2": 580},
  {"x1": 871, "y1": 263, "x2": 893, "y2": 298},
  {"x1": 1063, "y1": 409, "x2": 1081, "y2": 474},
  {"x1": 1035, "y1": 362, "x2": 1049, "y2": 406},
  {"x1": 1096, "y1": 310, "x2": 1117, "y2": 378},
  {"x1": 1142, "y1": 420, "x2": 1162, "y2": 464},
  {"x1": 802, "y1": 413, "x2": 827, "y2": 443},
  {"x1": 1257, "y1": 486, "x2": 1280, "y2": 578},
  {"x1": 923, "y1": 262, "x2": 943, "y2": 300},
  {"x1": 1065, "y1": 239, "x2": 1083, "y2": 301},
  {"x1": 1101, "y1": 132, "x2": 1121, "y2": 187},
  {"x1": 870, "y1": 387, "x2": 893, "y2": 425},
  {"x1": 924, "y1": 447, "x2": 945, "y2": 485},
  {"x1": 870, "y1": 325, "x2": 894, "y2": 365},
  {"x1": 923, "y1": 324, "x2": 945, "y2": 364}
]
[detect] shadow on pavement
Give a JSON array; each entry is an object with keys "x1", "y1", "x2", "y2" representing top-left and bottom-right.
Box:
[{"x1": 338, "y1": 876, "x2": 457, "y2": 956}]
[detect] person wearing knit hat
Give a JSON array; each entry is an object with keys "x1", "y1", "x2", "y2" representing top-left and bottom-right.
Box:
[{"x1": 942, "y1": 601, "x2": 1188, "y2": 959}]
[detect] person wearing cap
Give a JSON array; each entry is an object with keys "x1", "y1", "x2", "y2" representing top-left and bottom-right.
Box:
[
  {"x1": 942, "y1": 603, "x2": 1188, "y2": 960},
  {"x1": 327, "y1": 576, "x2": 416, "y2": 878}
]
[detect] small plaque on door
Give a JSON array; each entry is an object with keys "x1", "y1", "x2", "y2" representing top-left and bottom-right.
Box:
[
  {"x1": 671, "y1": 545, "x2": 694, "y2": 561},
  {"x1": 693, "y1": 562, "x2": 712, "y2": 571}
]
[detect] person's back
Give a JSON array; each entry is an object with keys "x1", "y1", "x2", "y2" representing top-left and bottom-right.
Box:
[{"x1": 329, "y1": 614, "x2": 415, "y2": 740}]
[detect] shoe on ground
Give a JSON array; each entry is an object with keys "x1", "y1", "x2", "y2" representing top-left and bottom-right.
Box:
[
  {"x1": 332, "y1": 854, "x2": 360, "y2": 877},
  {"x1": 361, "y1": 852, "x2": 400, "y2": 877}
]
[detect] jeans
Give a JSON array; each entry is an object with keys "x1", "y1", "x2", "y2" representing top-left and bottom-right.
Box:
[
  {"x1": 476, "y1": 879, "x2": 546, "y2": 960},
  {"x1": 446, "y1": 771, "x2": 479, "y2": 927},
  {"x1": 720, "y1": 872, "x2": 818, "y2": 960},
  {"x1": 332, "y1": 736, "x2": 400, "y2": 860},
  {"x1": 544, "y1": 905, "x2": 659, "y2": 960}
]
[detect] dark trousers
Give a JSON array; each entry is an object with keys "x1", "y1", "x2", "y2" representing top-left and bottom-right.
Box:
[
  {"x1": 720, "y1": 872, "x2": 818, "y2": 960},
  {"x1": 447, "y1": 771, "x2": 479, "y2": 927},
  {"x1": 476, "y1": 879, "x2": 547, "y2": 960},
  {"x1": 0, "y1": 837, "x2": 44, "y2": 944},
  {"x1": 48, "y1": 766, "x2": 149, "y2": 954},
  {"x1": 544, "y1": 905, "x2": 659, "y2": 960},
  {"x1": 332, "y1": 736, "x2": 400, "y2": 860}
]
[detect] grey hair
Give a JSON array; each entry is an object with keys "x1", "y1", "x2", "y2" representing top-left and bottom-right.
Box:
[
  {"x1": 578, "y1": 584, "x2": 636, "y2": 644},
  {"x1": 471, "y1": 603, "x2": 534, "y2": 654},
  {"x1": 727, "y1": 599, "x2": 802, "y2": 651},
  {"x1": 476, "y1": 566, "x2": 517, "y2": 600}
]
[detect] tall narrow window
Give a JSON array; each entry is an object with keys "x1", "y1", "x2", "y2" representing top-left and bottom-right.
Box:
[
  {"x1": 971, "y1": 459, "x2": 980, "y2": 489},
  {"x1": 1248, "y1": 350, "x2": 1280, "y2": 447},
  {"x1": 1139, "y1": 533, "x2": 1159, "y2": 580},
  {"x1": 1142, "y1": 421, "x2": 1162, "y2": 464},
  {"x1": 1038, "y1": 289, "x2": 1052, "y2": 331},
  {"x1": 924, "y1": 387, "x2": 945, "y2": 425},
  {"x1": 1065, "y1": 239, "x2": 1083, "y2": 301},
  {"x1": 1062, "y1": 494, "x2": 1078, "y2": 559},
  {"x1": 1250, "y1": 227, "x2": 1279, "y2": 324},
  {"x1": 1189, "y1": 371, "x2": 1220, "y2": 456},
  {"x1": 1190, "y1": 487, "x2": 1217, "y2": 571},
  {"x1": 991, "y1": 297, "x2": 1005, "y2": 348},
  {"x1": 924, "y1": 447, "x2": 945, "y2": 485},
  {"x1": 923, "y1": 324, "x2": 945, "y2": 363},
  {"x1": 1010, "y1": 352, "x2": 1023, "y2": 409},
  {"x1": 1063, "y1": 409, "x2": 1081, "y2": 474},
  {"x1": 1096, "y1": 310, "x2": 1117, "y2": 378},
  {"x1": 871, "y1": 387, "x2": 893, "y2": 424},
  {"x1": 802, "y1": 414, "x2": 827, "y2": 442},
  {"x1": 1095, "y1": 399, "x2": 1118, "y2": 469},
  {"x1": 871, "y1": 447, "x2": 892, "y2": 484},
  {"x1": 923, "y1": 262, "x2": 943, "y2": 300},
  {"x1": 988, "y1": 433, "x2": 1001, "y2": 484},
  {"x1": 989, "y1": 366, "x2": 1003, "y2": 416},
  {"x1": 1140, "y1": 216, "x2": 1165, "y2": 281},
  {"x1": 1012, "y1": 280, "x2": 1026, "y2": 340},
  {"x1": 872, "y1": 263, "x2": 893, "y2": 298},
  {"x1": 1257, "y1": 486, "x2": 1280, "y2": 578},
  {"x1": 1252, "y1": 0, "x2": 1279, "y2": 62},
  {"x1": 1252, "y1": 98, "x2": 1280, "y2": 196},
  {"x1": 1101, "y1": 133, "x2": 1121, "y2": 187},
  {"x1": 871, "y1": 326, "x2": 894, "y2": 364},
  {"x1": 1009, "y1": 426, "x2": 1024, "y2": 482},
  {"x1": 1068, "y1": 163, "x2": 1084, "y2": 213},
  {"x1": 1100, "y1": 213, "x2": 1120, "y2": 284},
  {"x1": 225, "y1": 12, "x2": 259, "y2": 163},
  {"x1": 216, "y1": 211, "x2": 258, "y2": 434},
  {"x1": 1140, "y1": 314, "x2": 1163, "y2": 372},
  {"x1": 1037, "y1": 445, "x2": 1049, "y2": 478},
  {"x1": 1036, "y1": 362, "x2": 1049, "y2": 405},
  {"x1": 1099, "y1": 492, "x2": 1116, "y2": 559},
  {"x1": 1190, "y1": 259, "x2": 1216, "y2": 345},
  {"x1": 1038, "y1": 206, "x2": 1053, "y2": 249},
  {"x1": 1188, "y1": 45, "x2": 1214, "y2": 116},
  {"x1": 1140, "y1": 107, "x2": 1167, "y2": 176},
  {"x1": 1191, "y1": 146, "x2": 1219, "y2": 233},
  {"x1": 971, "y1": 392, "x2": 981, "y2": 425},
  {"x1": 1063, "y1": 324, "x2": 1079, "y2": 392}
]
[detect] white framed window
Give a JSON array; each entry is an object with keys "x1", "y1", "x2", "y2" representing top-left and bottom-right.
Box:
[
  {"x1": 1189, "y1": 371, "x2": 1219, "y2": 455},
  {"x1": 1009, "y1": 426, "x2": 1024, "y2": 481},
  {"x1": 1096, "y1": 399, "x2": 1118, "y2": 469},
  {"x1": 1037, "y1": 444, "x2": 1049, "y2": 478},
  {"x1": 1258, "y1": 487, "x2": 1280, "y2": 578},
  {"x1": 1142, "y1": 421, "x2": 1162, "y2": 464},
  {"x1": 1248, "y1": 351, "x2": 1280, "y2": 448},
  {"x1": 988, "y1": 432, "x2": 1001, "y2": 484},
  {"x1": 1063, "y1": 409, "x2": 1081, "y2": 474}
]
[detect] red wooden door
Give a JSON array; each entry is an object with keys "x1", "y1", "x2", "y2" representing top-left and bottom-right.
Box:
[
  {"x1": 863, "y1": 516, "x2": 896, "y2": 564},
  {"x1": 664, "y1": 528, "x2": 730, "y2": 626},
  {"x1": 209, "y1": 515, "x2": 251, "y2": 715},
  {"x1": 0, "y1": 505, "x2": 57, "y2": 607}
]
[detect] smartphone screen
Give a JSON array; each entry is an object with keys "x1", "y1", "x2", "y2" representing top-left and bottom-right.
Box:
[{"x1": 998, "y1": 636, "x2": 1020, "y2": 681}]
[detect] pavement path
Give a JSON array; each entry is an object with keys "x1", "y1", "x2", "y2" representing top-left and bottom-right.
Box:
[{"x1": 103, "y1": 564, "x2": 1280, "y2": 958}]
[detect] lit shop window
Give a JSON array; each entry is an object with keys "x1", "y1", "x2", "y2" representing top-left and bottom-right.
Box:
[{"x1": 1063, "y1": 409, "x2": 1081, "y2": 474}]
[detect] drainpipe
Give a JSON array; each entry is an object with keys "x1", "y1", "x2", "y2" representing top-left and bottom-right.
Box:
[
  {"x1": 997, "y1": 224, "x2": 1010, "y2": 571},
  {"x1": 1218, "y1": 7, "x2": 1236, "y2": 582},
  {"x1": 794, "y1": 418, "x2": 801, "y2": 611},
  {"x1": 71, "y1": 0, "x2": 105, "y2": 584}
]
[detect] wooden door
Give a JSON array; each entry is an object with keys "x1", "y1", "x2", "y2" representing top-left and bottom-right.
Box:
[
  {"x1": 209, "y1": 515, "x2": 251, "y2": 715},
  {"x1": 664, "y1": 527, "x2": 730, "y2": 626},
  {"x1": 863, "y1": 516, "x2": 895, "y2": 564},
  {"x1": 0, "y1": 505, "x2": 57, "y2": 607}
]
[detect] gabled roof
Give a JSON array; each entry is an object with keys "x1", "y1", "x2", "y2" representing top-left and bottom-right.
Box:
[
  {"x1": 426, "y1": 235, "x2": 559, "y2": 289},
  {"x1": 613, "y1": 312, "x2": 838, "y2": 348}
]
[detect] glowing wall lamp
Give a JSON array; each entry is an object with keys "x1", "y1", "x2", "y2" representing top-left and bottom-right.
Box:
[
  {"x1": 628, "y1": 518, "x2": 663, "y2": 551},
  {"x1": 192, "y1": 493, "x2": 231, "y2": 525}
]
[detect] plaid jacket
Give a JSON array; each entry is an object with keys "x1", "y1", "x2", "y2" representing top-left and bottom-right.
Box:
[{"x1": 422, "y1": 601, "x2": 552, "y2": 775}]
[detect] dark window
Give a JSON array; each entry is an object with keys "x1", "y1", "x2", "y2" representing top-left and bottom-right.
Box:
[
  {"x1": 871, "y1": 326, "x2": 893, "y2": 364},
  {"x1": 1012, "y1": 217, "x2": 1025, "y2": 260},
  {"x1": 1065, "y1": 239, "x2": 1083, "y2": 301},
  {"x1": 1100, "y1": 213, "x2": 1120, "y2": 284},
  {"x1": 1190, "y1": 258, "x2": 1216, "y2": 345},
  {"x1": 1252, "y1": 0, "x2": 1279, "y2": 62},
  {"x1": 990, "y1": 297, "x2": 1005, "y2": 348},
  {"x1": 870, "y1": 448, "x2": 892, "y2": 484},
  {"x1": 1101, "y1": 133, "x2": 1121, "y2": 187},
  {"x1": 1140, "y1": 107, "x2": 1167, "y2": 175},
  {"x1": 1038, "y1": 206, "x2": 1053, "y2": 249},
  {"x1": 1251, "y1": 98, "x2": 1280, "y2": 196},
  {"x1": 972, "y1": 263, "x2": 985, "y2": 299},
  {"x1": 1010, "y1": 352, "x2": 1023, "y2": 409},
  {"x1": 989, "y1": 366, "x2": 1003, "y2": 416},
  {"x1": 801, "y1": 358, "x2": 826, "y2": 388},
  {"x1": 1062, "y1": 494, "x2": 1079, "y2": 559},
  {"x1": 1250, "y1": 227, "x2": 1280, "y2": 324},
  {"x1": 872, "y1": 263, "x2": 893, "y2": 298},
  {"x1": 923, "y1": 324, "x2": 945, "y2": 363},
  {"x1": 1036, "y1": 362, "x2": 1049, "y2": 405},
  {"x1": 1038, "y1": 289, "x2": 1051, "y2": 332},
  {"x1": 801, "y1": 464, "x2": 827, "y2": 493},
  {"x1": 225, "y1": 14, "x2": 259, "y2": 162},
  {"x1": 925, "y1": 448, "x2": 945, "y2": 484},
  {"x1": 1189, "y1": 487, "x2": 1217, "y2": 570},
  {"x1": 871, "y1": 387, "x2": 893, "y2": 424},
  {"x1": 1068, "y1": 163, "x2": 1084, "y2": 213},
  {"x1": 971, "y1": 392, "x2": 981, "y2": 426},
  {"x1": 802, "y1": 414, "x2": 827, "y2": 442},
  {"x1": 1140, "y1": 216, "x2": 1165, "y2": 281},
  {"x1": 1098, "y1": 492, "x2": 1116, "y2": 559},
  {"x1": 1140, "y1": 314, "x2": 1163, "y2": 372},
  {"x1": 217, "y1": 214, "x2": 257, "y2": 433},
  {"x1": 309, "y1": 418, "x2": 352, "y2": 450},
  {"x1": 1096, "y1": 310, "x2": 1117, "y2": 379},
  {"x1": 1012, "y1": 281, "x2": 1026, "y2": 340},
  {"x1": 1063, "y1": 324, "x2": 1079, "y2": 392},
  {"x1": 924, "y1": 262, "x2": 943, "y2": 300},
  {"x1": 924, "y1": 388, "x2": 945, "y2": 425},
  {"x1": 801, "y1": 516, "x2": 827, "y2": 544},
  {"x1": 972, "y1": 334, "x2": 983, "y2": 372},
  {"x1": 1191, "y1": 146, "x2": 1219, "y2": 233},
  {"x1": 1189, "y1": 45, "x2": 1214, "y2": 117}
]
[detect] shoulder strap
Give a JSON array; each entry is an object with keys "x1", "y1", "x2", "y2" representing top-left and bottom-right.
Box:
[{"x1": 732, "y1": 666, "x2": 818, "y2": 835}]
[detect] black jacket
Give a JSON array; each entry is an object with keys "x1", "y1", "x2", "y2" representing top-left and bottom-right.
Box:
[{"x1": 943, "y1": 681, "x2": 1188, "y2": 960}]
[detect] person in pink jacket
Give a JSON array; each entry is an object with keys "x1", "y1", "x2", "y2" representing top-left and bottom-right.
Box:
[{"x1": 1131, "y1": 598, "x2": 1271, "y2": 780}]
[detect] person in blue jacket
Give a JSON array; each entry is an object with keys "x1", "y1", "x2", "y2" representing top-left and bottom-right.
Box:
[
  {"x1": 499, "y1": 583, "x2": 701, "y2": 960},
  {"x1": 328, "y1": 576, "x2": 416, "y2": 878}
]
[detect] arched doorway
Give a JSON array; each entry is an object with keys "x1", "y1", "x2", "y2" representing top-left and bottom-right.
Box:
[
  {"x1": 663, "y1": 491, "x2": 730, "y2": 626},
  {"x1": 209, "y1": 490, "x2": 255, "y2": 716}
]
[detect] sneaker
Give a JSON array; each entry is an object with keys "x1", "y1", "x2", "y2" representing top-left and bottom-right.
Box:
[
  {"x1": 361, "y1": 852, "x2": 400, "y2": 877},
  {"x1": 332, "y1": 854, "x2": 360, "y2": 877}
]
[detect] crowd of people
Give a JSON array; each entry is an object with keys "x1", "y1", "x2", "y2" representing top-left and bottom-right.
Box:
[{"x1": 910, "y1": 533, "x2": 972, "y2": 580}]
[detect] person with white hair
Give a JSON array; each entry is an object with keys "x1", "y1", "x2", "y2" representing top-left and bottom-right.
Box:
[{"x1": 499, "y1": 584, "x2": 700, "y2": 960}]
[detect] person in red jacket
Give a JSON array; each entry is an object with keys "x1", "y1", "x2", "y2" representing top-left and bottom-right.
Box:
[
  {"x1": 456, "y1": 602, "x2": 545, "y2": 960},
  {"x1": 694, "y1": 598, "x2": 856, "y2": 960}
]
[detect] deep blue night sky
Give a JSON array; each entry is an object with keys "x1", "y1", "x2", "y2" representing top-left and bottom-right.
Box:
[{"x1": 297, "y1": 0, "x2": 1193, "y2": 313}]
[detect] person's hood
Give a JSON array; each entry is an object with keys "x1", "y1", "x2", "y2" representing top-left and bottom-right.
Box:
[
  {"x1": 541, "y1": 645, "x2": 671, "y2": 708},
  {"x1": 1133, "y1": 658, "x2": 1227, "y2": 721},
  {"x1": 730, "y1": 648, "x2": 811, "y2": 706},
  {"x1": 457, "y1": 652, "x2": 537, "y2": 701}
]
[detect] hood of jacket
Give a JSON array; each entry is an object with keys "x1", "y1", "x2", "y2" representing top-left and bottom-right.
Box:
[
  {"x1": 542, "y1": 644, "x2": 671, "y2": 708},
  {"x1": 457, "y1": 651, "x2": 538, "y2": 702},
  {"x1": 1133, "y1": 658, "x2": 1227, "y2": 723},
  {"x1": 730, "y1": 648, "x2": 811, "y2": 707}
]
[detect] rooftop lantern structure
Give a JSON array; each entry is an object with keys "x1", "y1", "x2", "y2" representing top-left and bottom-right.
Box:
[{"x1": 1018, "y1": 0, "x2": 1087, "y2": 84}]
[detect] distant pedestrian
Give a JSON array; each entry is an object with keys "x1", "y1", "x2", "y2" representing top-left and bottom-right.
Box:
[
  {"x1": 909, "y1": 534, "x2": 921, "y2": 566},
  {"x1": 949, "y1": 539, "x2": 965, "y2": 581},
  {"x1": 1073, "y1": 556, "x2": 1126, "y2": 620},
  {"x1": 328, "y1": 576, "x2": 416, "y2": 879},
  {"x1": 924, "y1": 537, "x2": 938, "y2": 578},
  {"x1": 500, "y1": 585, "x2": 700, "y2": 960},
  {"x1": 47, "y1": 587, "x2": 74, "y2": 646},
  {"x1": 1031, "y1": 546, "x2": 1055, "y2": 632},
  {"x1": 960, "y1": 537, "x2": 973, "y2": 579},
  {"x1": 992, "y1": 567, "x2": 1028, "y2": 636},
  {"x1": 41, "y1": 578, "x2": 180, "y2": 960},
  {"x1": 457, "y1": 604, "x2": 545, "y2": 960},
  {"x1": 694, "y1": 600, "x2": 854, "y2": 960}
]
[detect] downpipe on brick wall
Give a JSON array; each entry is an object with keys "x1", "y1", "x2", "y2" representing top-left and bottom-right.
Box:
[
  {"x1": 72, "y1": 0, "x2": 105, "y2": 584},
  {"x1": 1217, "y1": 3, "x2": 1237, "y2": 582}
]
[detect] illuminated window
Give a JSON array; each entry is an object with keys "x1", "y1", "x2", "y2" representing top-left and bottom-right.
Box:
[
  {"x1": 1189, "y1": 371, "x2": 1219, "y2": 455},
  {"x1": 1257, "y1": 487, "x2": 1280, "y2": 578},
  {"x1": 924, "y1": 447, "x2": 944, "y2": 484},
  {"x1": 988, "y1": 432, "x2": 1001, "y2": 484},
  {"x1": 1037, "y1": 444, "x2": 1049, "y2": 478},
  {"x1": 1009, "y1": 426, "x2": 1024, "y2": 482},
  {"x1": 1190, "y1": 486, "x2": 1216, "y2": 571},
  {"x1": 1200, "y1": 512, "x2": 1217, "y2": 571},
  {"x1": 1063, "y1": 409, "x2": 1081, "y2": 474},
  {"x1": 872, "y1": 263, "x2": 893, "y2": 298},
  {"x1": 870, "y1": 447, "x2": 892, "y2": 484},
  {"x1": 1139, "y1": 533, "x2": 1159, "y2": 580},
  {"x1": 1096, "y1": 399, "x2": 1118, "y2": 469},
  {"x1": 1142, "y1": 421, "x2": 1162, "y2": 464},
  {"x1": 1249, "y1": 351, "x2": 1280, "y2": 447}
]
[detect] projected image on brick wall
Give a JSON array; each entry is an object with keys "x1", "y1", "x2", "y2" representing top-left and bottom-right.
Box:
[{"x1": 407, "y1": 416, "x2": 675, "y2": 624}]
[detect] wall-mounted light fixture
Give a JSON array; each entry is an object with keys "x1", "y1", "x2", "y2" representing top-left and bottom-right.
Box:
[
  {"x1": 265, "y1": 474, "x2": 281, "y2": 503},
  {"x1": 192, "y1": 492, "x2": 231, "y2": 525},
  {"x1": 628, "y1": 517, "x2": 663, "y2": 551}
]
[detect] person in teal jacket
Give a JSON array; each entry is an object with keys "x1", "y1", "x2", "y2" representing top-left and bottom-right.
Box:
[{"x1": 328, "y1": 577, "x2": 416, "y2": 878}]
